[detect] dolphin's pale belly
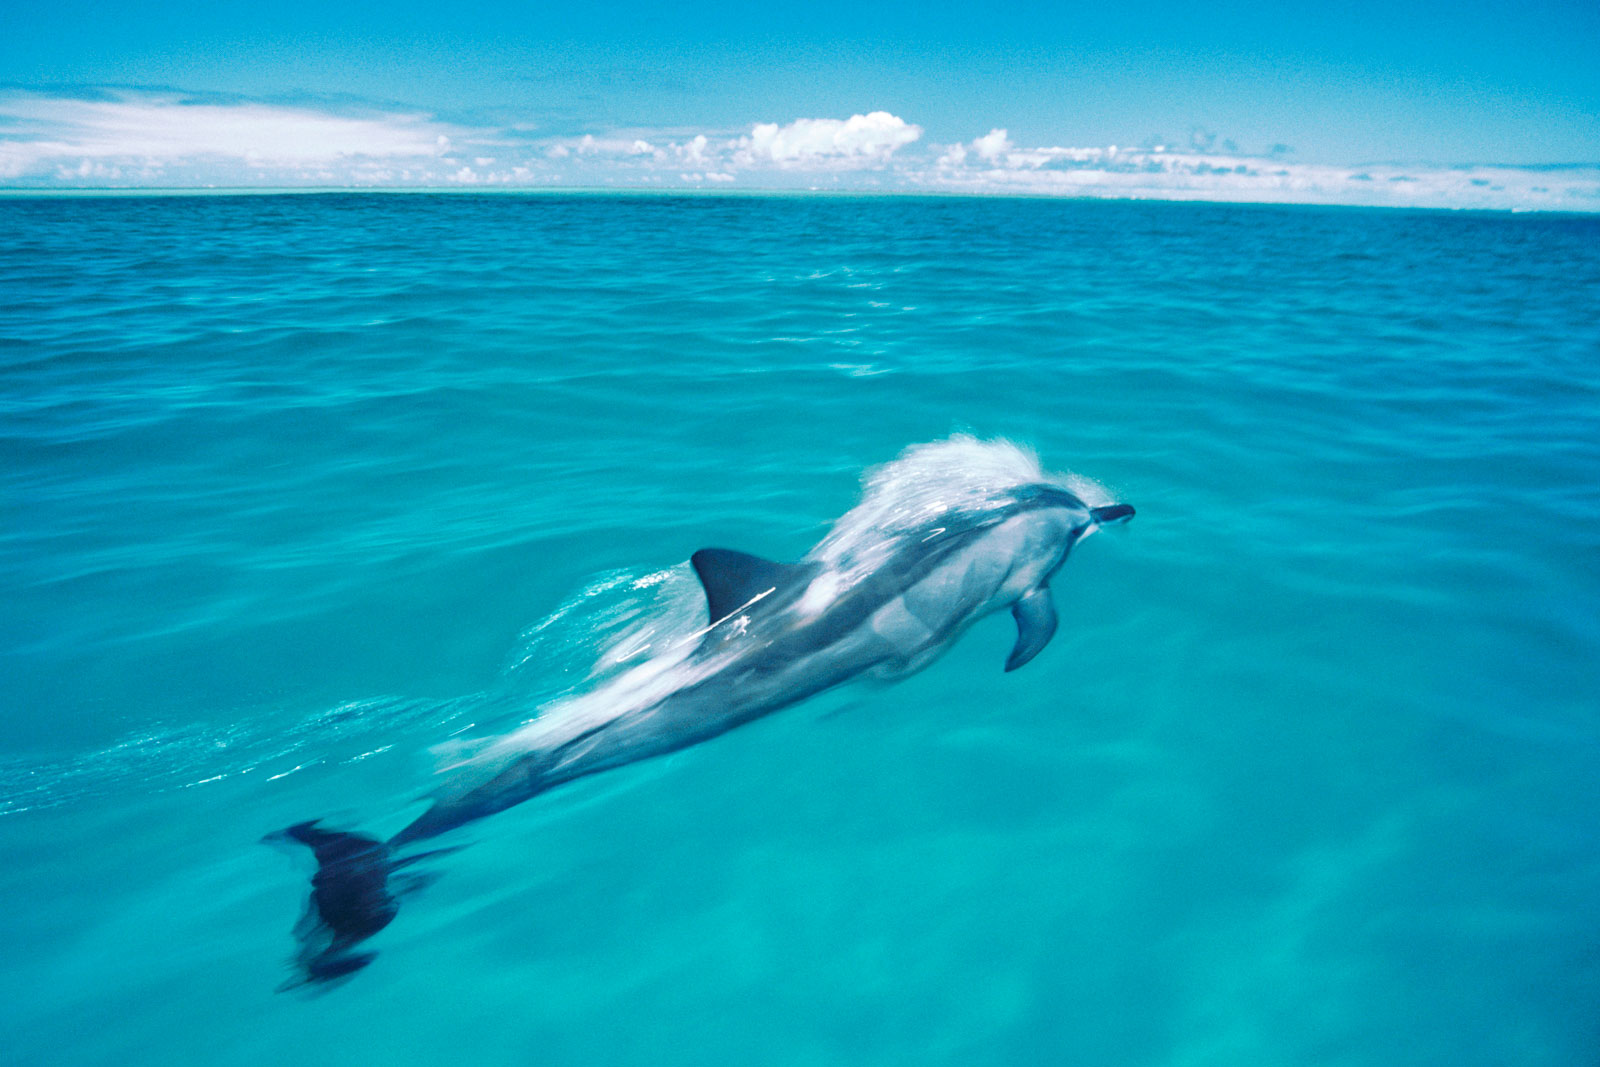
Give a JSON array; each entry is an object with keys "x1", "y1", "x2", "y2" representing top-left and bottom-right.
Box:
[{"x1": 867, "y1": 516, "x2": 1055, "y2": 666}]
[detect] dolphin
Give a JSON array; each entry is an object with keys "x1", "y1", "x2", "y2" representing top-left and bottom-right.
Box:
[{"x1": 271, "y1": 461, "x2": 1133, "y2": 985}]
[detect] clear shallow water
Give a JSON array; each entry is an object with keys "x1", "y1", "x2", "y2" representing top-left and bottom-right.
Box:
[{"x1": 2, "y1": 192, "x2": 1599, "y2": 1064}]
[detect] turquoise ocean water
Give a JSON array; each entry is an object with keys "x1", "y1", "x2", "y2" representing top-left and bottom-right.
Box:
[{"x1": 2, "y1": 192, "x2": 1598, "y2": 1064}]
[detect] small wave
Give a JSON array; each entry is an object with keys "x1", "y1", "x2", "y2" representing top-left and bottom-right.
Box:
[{"x1": 0, "y1": 695, "x2": 476, "y2": 817}]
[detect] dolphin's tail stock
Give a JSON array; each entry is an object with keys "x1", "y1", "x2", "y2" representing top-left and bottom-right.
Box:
[{"x1": 268, "y1": 821, "x2": 457, "y2": 988}]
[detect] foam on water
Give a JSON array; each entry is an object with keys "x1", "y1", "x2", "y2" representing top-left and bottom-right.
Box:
[{"x1": 814, "y1": 434, "x2": 1112, "y2": 577}]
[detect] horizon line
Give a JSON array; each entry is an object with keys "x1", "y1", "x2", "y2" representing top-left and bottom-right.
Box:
[{"x1": 2, "y1": 184, "x2": 1596, "y2": 216}]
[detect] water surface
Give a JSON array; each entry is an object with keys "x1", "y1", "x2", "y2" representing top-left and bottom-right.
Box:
[{"x1": 2, "y1": 193, "x2": 1598, "y2": 1065}]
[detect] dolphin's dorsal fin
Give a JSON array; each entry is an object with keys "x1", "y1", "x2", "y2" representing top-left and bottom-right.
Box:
[
  {"x1": 691, "y1": 548, "x2": 816, "y2": 624},
  {"x1": 1005, "y1": 584, "x2": 1058, "y2": 672}
]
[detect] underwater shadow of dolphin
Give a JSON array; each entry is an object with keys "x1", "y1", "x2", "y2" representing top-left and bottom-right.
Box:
[{"x1": 269, "y1": 465, "x2": 1133, "y2": 986}]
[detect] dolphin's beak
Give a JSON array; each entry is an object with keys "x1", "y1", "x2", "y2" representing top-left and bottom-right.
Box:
[{"x1": 1089, "y1": 503, "x2": 1135, "y2": 525}]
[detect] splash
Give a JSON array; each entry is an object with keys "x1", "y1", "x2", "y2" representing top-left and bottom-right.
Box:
[
  {"x1": 502, "y1": 566, "x2": 707, "y2": 699},
  {"x1": 458, "y1": 565, "x2": 719, "y2": 777},
  {"x1": 813, "y1": 434, "x2": 1110, "y2": 578}
]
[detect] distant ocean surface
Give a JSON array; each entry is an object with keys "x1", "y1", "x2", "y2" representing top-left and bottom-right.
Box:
[{"x1": 2, "y1": 192, "x2": 1598, "y2": 1065}]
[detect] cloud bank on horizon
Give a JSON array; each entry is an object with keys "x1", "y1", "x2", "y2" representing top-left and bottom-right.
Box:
[{"x1": 2, "y1": 89, "x2": 1596, "y2": 212}]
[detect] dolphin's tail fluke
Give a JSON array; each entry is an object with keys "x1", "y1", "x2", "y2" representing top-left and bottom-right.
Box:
[
  {"x1": 267, "y1": 819, "x2": 462, "y2": 989},
  {"x1": 1090, "y1": 503, "x2": 1135, "y2": 525},
  {"x1": 268, "y1": 820, "x2": 402, "y2": 988}
]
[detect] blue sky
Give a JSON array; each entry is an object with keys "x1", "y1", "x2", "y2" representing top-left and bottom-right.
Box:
[{"x1": 2, "y1": 0, "x2": 1597, "y2": 207}]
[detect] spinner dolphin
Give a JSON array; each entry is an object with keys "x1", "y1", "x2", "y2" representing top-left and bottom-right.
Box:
[{"x1": 269, "y1": 438, "x2": 1134, "y2": 985}]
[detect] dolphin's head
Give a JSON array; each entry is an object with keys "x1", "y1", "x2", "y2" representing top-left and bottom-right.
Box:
[
  {"x1": 1003, "y1": 484, "x2": 1135, "y2": 576},
  {"x1": 1008, "y1": 485, "x2": 1135, "y2": 527}
]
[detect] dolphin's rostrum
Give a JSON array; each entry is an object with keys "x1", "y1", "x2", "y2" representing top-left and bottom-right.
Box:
[{"x1": 269, "y1": 440, "x2": 1133, "y2": 986}]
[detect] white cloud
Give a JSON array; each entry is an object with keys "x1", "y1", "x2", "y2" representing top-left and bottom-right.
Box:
[
  {"x1": 972, "y1": 128, "x2": 1011, "y2": 162},
  {"x1": 523, "y1": 111, "x2": 922, "y2": 182},
  {"x1": 678, "y1": 134, "x2": 709, "y2": 166},
  {"x1": 739, "y1": 111, "x2": 922, "y2": 168},
  {"x1": 550, "y1": 133, "x2": 669, "y2": 161},
  {"x1": 0, "y1": 89, "x2": 454, "y2": 181},
  {"x1": 915, "y1": 139, "x2": 1600, "y2": 211},
  {"x1": 1, "y1": 88, "x2": 1594, "y2": 211},
  {"x1": 951, "y1": 129, "x2": 1122, "y2": 171}
]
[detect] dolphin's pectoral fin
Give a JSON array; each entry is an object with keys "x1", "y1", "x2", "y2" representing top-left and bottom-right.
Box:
[
  {"x1": 1005, "y1": 585, "x2": 1058, "y2": 672},
  {"x1": 691, "y1": 548, "x2": 818, "y2": 624}
]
